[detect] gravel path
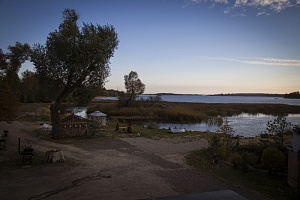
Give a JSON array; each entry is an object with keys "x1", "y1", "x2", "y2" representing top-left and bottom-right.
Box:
[{"x1": 0, "y1": 121, "x2": 271, "y2": 200}]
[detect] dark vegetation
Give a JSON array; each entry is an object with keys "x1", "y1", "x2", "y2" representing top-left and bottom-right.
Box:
[
  {"x1": 186, "y1": 116, "x2": 295, "y2": 200},
  {"x1": 284, "y1": 91, "x2": 300, "y2": 99},
  {"x1": 186, "y1": 148, "x2": 296, "y2": 200}
]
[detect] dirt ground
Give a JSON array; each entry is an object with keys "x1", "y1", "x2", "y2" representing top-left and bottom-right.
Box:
[{"x1": 0, "y1": 121, "x2": 271, "y2": 200}]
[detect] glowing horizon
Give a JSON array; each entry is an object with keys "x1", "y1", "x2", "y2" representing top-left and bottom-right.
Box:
[{"x1": 1, "y1": 0, "x2": 299, "y2": 95}]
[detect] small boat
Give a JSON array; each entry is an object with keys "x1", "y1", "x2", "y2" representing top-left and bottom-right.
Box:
[{"x1": 168, "y1": 129, "x2": 186, "y2": 134}]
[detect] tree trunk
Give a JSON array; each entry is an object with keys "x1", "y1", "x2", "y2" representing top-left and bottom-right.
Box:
[
  {"x1": 50, "y1": 100, "x2": 62, "y2": 139},
  {"x1": 50, "y1": 76, "x2": 87, "y2": 139}
]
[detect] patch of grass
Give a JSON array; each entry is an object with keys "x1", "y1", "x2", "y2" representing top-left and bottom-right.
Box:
[
  {"x1": 133, "y1": 125, "x2": 208, "y2": 140},
  {"x1": 186, "y1": 150, "x2": 296, "y2": 200}
]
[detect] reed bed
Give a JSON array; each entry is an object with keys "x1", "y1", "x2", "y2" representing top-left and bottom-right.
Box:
[{"x1": 88, "y1": 100, "x2": 300, "y2": 123}]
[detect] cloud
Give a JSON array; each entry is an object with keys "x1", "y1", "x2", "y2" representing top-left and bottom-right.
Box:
[
  {"x1": 206, "y1": 57, "x2": 300, "y2": 67},
  {"x1": 185, "y1": 0, "x2": 300, "y2": 15}
]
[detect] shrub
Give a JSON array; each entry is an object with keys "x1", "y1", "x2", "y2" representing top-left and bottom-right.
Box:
[
  {"x1": 262, "y1": 147, "x2": 285, "y2": 174},
  {"x1": 229, "y1": 152, "x2": 258, "y2": 172}
]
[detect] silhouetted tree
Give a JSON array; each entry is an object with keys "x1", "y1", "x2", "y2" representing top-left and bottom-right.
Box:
[
  {"x1": 119, "y1": 71, "x2": 145, "y2": 107},
  {"x1": 2, "y1": 42, "x2": 32, "y2": 95},
  {"x1": 284, "y1": 91, "x2": 300, "y2": 99},
  {"x1": 31, "y1": 9, "x2": 118, "y2": 139},
  {"x1": 0, "y1": 43, "x2": 31, "y2": 121}
]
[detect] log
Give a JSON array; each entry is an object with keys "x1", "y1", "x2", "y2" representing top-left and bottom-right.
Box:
[{"x1": 44, "y1": 150, "x2": 65, "y2": 163}]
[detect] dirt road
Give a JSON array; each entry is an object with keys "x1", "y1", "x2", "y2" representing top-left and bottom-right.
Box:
[{"x1": 0, "y1": 121, "x2": 270, "y2": 200}]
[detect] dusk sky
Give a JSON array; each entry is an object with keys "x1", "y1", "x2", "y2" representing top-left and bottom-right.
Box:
[{"x1": 1, "y1": 0, "x2": 299, "y2": 94}]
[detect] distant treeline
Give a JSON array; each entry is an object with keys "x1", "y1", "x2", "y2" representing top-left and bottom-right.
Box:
[
  {"x1": 148, "y1": 92, "x2": 300, "y2": 99},
  {"x1": 154, "y1": 93, "x2": 285, "y2": 97},
  {"x1": 210, "y1": 93, "x2": 284, "y2": 97},
  {"x1": 284, "y1": 91, "x2": 300, "y2": 99}
]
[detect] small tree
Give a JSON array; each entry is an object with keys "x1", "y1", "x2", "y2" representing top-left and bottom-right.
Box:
[
  {"x1": 219, "y1": 118, "x2": 235, "y2": 160},
  {"x1": 119, "y1": 71, "x2": 145, "y2": 107},
  {"x1": 263, "y1": 116, "x2": 292, "y2": 146},
  {"x1": 209, "y1": 118, "x2": 235, "y2": 161}
]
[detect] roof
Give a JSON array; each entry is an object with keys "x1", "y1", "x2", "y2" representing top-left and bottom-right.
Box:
[
  {"x1": 89, "y1": 111, "x2": 107, "y2": 117},
  {"x1": 61, "y1": 114, "x2": 88, "y2": 122}
]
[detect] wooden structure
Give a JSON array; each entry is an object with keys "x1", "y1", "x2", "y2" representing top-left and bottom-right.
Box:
[
  {"x1": 44, "y1": 150, "x2": 65, "y2": 163},
  {"x1": 288, "y1": 125, "x2": 300, "y2": 197},
  {"x1": 88, "y1": 111, "x2": 107, "y2": 129},
  {"x1": 61, "y1": 114, "x2": 89, "y2": 138},
  {"x1": 18, "y1": 138, "x2": 33, "y2": 164},
  {"x1": 116, "y1": 123, "x2": 134, "y2": 133}
]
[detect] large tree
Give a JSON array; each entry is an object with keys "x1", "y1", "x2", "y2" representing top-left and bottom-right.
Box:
[
  {"x1": 0, "y1": 43, "x2": 31, "y2": 121},
  {"x1": 119, "y1": 71, "x2": 145, "y2": 106},
  {"x1": 2, "y1": 42, "x2": 32, "y2": 94},
  {"x1": 31, "y1": 9, "x2": 118, "y2": 139}
]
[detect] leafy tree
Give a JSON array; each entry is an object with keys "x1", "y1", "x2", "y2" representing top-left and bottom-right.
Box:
[
  {"x1": 72, "y1": 85, "x2": 102, "y2": 107},
  {"x1": 0, "y1": 48, "x2": 19, "y2": 122},
  {"x1": 0, "y1": 81, "x2": 20, "y2": 121},
  {"x1": 0, "y1": 43, "x2": 31, "y2": 121},
  {"x1": 31, "y1": 9, "x2": 118, "y2": 139},
  {"x1": 209, "y1": 118, "x2": 235, "y2": 161},
  {"x1": 2, "y1": 43, "x2": 32, "y2": 95},
  {"x1": 20, "y1": 70, "x2": 39, "y2": 103},
  {"x1": 219, "y1": 118, "x2": 235, "y2": 160},
  {"x1": 0, "y1": 49, "x2": 8, "y2": 77},
  {"x1": 119, "y1": 71, "x2": 145, "y2": 106},
  {"x1": 263, "y1": 116, "x2": 292, "y2": 146}
]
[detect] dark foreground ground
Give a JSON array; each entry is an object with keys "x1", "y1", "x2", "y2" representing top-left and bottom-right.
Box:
[{"x1": 0, "y1": 121, "x2": 272, "y2": 200}]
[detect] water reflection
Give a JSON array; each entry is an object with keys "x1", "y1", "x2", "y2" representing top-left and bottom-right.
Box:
[{"x1": 142, "y1": 114, "x2": 300, "y2": 137}]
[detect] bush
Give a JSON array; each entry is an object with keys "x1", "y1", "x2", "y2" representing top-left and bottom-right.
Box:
[
  {"x1": 229, "y1": 152, "x2": 258, "y2": 172},
  {"x1": 262, "y1": 147, "x2": 285, "y2": 174}
]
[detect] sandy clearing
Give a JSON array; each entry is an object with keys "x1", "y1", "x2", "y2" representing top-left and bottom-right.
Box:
[{"x1": 0, "y1": 121, "x2": 270, "y2": 200}]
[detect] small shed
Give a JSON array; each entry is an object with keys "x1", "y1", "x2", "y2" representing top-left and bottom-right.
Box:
[
  {"x1": 61, "y1": 114, "x2": 89, "y2": 138},
  {"x1": 88, "y1": 111, "x2": 107, "y2": 128}
]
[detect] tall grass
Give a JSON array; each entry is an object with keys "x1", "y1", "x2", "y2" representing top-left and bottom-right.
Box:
[{"x1": 88, "y1": 101, "x2": 300, "y2": 123}]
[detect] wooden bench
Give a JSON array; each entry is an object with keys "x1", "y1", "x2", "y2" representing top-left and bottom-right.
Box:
[{"x1": 116, "y1": 123, "x2": 134, "y2": 133}]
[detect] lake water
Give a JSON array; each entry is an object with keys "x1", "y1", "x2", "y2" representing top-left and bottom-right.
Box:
[
  {"x1": 96, "y1": 94, "x2": 300, "y2": 106},
  {"x1": 157, "y1": 113, "x2": 300, "y2": 137},
  {"x1": 67, "y1": 106, "x2": 299, "y2": 137},
  {"x1": 80, "y1": 95, "x2": 300, "y2": 137}
]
